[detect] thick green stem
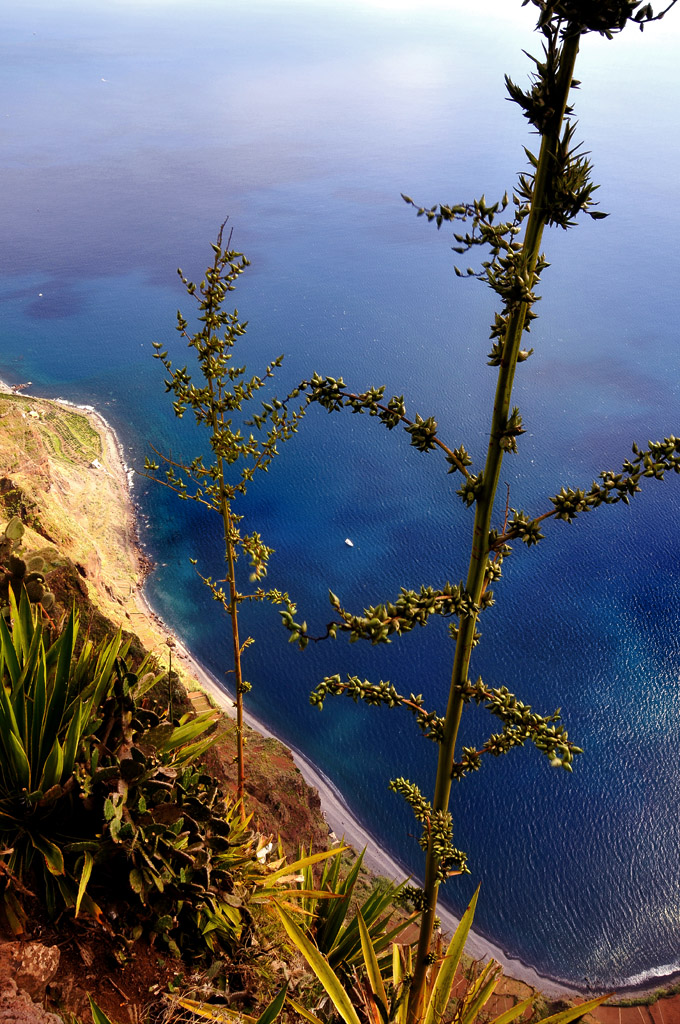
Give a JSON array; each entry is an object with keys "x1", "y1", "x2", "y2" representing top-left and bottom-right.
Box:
[{"x1": 407, "y1": 29, "x2": 580, "y2": 1023}]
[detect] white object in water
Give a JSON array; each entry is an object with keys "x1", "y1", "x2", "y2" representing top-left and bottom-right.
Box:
[{"x1": 345, "y1": 538, "x2": 354, "y2": 547}]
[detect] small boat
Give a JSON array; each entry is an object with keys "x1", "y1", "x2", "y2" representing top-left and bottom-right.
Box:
[{"x1": 344, "y1": 537, "x2": 354, "y2": 547}]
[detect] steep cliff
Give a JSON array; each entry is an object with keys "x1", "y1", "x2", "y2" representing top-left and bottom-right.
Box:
[{"x1": 0, "y1": 385, "x2": 330, "y2": 853}]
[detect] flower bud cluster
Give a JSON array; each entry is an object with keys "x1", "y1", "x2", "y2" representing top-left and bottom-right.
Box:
[
  {"x1": 451, "y1": 678, "x2": 582, "y2": 779},
  {"x1": 389, "y1": 778, "x2": 468, "y2": 878},
  {"x1": 300, "y1": 374, "x2": 471, "y2": 475},
  {"x1": 281, "y1": 583, "x2": 479, "y2": 649},
  {"x1": 308, "y1": 673, "x2": 446, "y2": 742}
]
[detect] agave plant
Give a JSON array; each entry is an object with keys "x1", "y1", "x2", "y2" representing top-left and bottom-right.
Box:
[
  {"x1": 0, "y1": 588, "x2": 130, "y2": 926},
  {"x1": 89, "y1": 991, "x2": 291, "y2": 1024},
  {"x1": 291, "y1": 845, "x2": 417, "y2": 975},
  {"x1": 277, "y1": 890, "x2": 611, "y2": 1024},
  {"x1": 91, "y1": 989, "x2": 289, "y2": 1024},
  {"x1": 172, "y1": 848, "x2": 395, "y2": 1024}
]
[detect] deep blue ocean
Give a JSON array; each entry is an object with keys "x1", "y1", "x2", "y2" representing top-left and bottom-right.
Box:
[{"x1": 2, "y1": 0, "x2": 680, "y2": 991}]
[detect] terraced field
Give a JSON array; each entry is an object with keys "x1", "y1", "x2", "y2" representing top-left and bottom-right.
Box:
[
  {"x1": 0, "y1": 393, "x2": 102, "y2": 466},
  {"x1": 41, "y1": 407, "x2": 102, "y2": 464}
]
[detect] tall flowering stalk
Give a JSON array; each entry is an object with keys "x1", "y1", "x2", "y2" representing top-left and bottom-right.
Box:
[
  {"x1": 280, "y1": 1, "x2": 678, "y2": 1018},
  {"x1": 146, "y1": 222, "x2": 302, "y2": 815}
]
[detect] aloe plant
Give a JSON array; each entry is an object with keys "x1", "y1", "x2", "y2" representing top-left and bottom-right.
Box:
[
  {"x1": 69, "y1": 652, "x2": 258, "y2": 961},
  {"x1": 0, "y1": 587, "x2": 253, "y2": 960},
  {"x1": 97, "y1": 701, "x2": 242, "y2": 957}
]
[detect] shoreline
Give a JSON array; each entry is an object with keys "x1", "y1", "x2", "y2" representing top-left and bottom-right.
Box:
[
  {"x1": 139, "y1": 595, "x2": 582, "y2": 998},
  {"x1": 0, "y1": 374, "x2": 674, "y2": 1003}
]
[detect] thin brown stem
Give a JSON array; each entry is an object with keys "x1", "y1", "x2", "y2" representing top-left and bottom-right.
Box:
[
  {"x1": 204, "y1": 244, "x2": 248, "y2": 823},
  {"x1": 224, "y1": 504, "x2": 246, "y2": 820}
]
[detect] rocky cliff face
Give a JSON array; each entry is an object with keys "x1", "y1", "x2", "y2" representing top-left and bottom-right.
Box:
[{"x1": 204, "y1": 721, "x2": 329, "y2": 855}]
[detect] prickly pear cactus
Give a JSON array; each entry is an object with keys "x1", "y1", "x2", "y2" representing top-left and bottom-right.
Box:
[
  {"x1": 4, "y1": 517, "x2": 24, "y2": 542},
  {"x1": 0, "y1": 516, "x2": 24, "y2": 562},
  {"x1": 0, "y1": 518, "x2": 55, "y2": 614}
]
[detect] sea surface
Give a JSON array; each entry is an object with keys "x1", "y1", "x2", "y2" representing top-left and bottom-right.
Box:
[{"x1": 2, "y1": 0, "x2": 680, "y2": 991}]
